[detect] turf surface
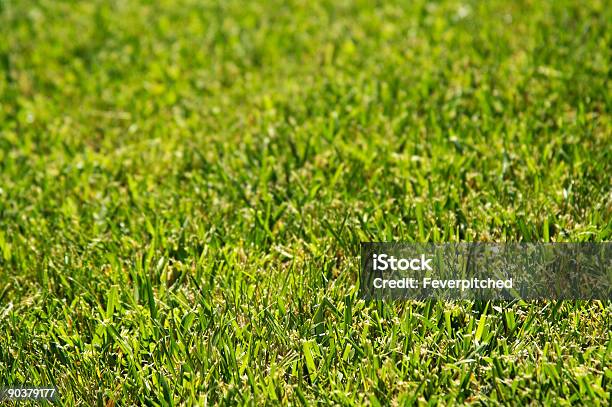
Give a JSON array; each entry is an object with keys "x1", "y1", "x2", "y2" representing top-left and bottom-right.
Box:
[{"x1": 0, "y1": 0, "x2": 611, "y2": 404}]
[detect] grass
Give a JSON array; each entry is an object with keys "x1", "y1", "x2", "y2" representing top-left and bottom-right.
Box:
[{"x1": 0, "y1": 0, "x2": 611, "y2": 404}]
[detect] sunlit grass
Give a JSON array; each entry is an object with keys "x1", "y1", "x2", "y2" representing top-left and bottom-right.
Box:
[{"x1": 0, "y1": 0, "x2": 610, "y2": 404}]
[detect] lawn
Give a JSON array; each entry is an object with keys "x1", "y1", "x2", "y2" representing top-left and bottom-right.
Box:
[{"x1": 0, "y1": 0, "x2": 610, "y2": 405}]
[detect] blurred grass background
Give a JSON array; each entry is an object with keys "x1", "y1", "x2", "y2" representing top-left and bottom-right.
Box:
[{"x1": 0, "y1": 0, "x2": 610, "y2": 404}]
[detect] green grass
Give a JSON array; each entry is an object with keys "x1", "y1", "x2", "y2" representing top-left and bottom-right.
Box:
[{"x1": 1, "y1": 0, "x2": 611, "y2": 404}]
